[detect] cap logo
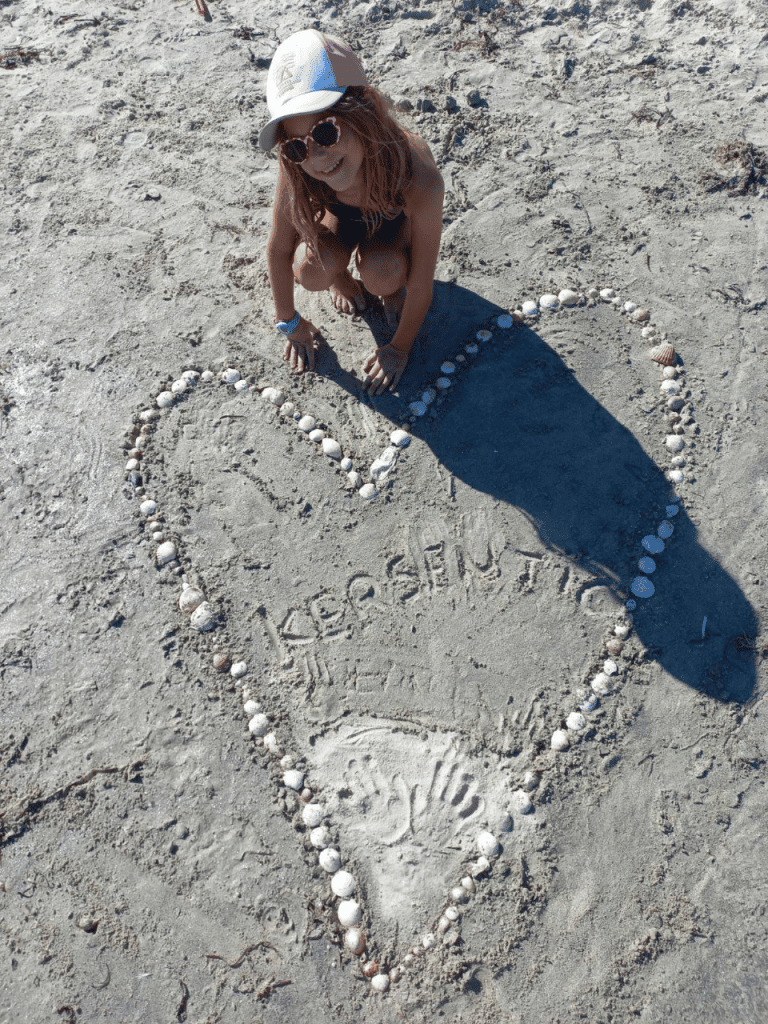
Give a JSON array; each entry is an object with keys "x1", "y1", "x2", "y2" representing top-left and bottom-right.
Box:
[{"x1": 274, "y1": 54, "x2": 297, "y2": 98}]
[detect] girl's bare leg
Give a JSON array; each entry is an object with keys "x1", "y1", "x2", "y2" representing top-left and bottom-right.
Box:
[
  {"x1": 356, "y1": 219, "x2": 410, "y2": 328},
  {"x1": 293, "y1": 214, "x2": 365, "y2": 315}
]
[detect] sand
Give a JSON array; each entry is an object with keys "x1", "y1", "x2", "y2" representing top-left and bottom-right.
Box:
[{"x1": 1, "y1": 0, "x2": 768, "y2": 1021}]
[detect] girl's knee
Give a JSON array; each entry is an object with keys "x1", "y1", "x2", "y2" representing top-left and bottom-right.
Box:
[
  {"x1": 294, "y1": 242, "x2": 346, "y2": 290},
  {"x1": 358, "y1": 248, "x2": 407, "y2": 293}
]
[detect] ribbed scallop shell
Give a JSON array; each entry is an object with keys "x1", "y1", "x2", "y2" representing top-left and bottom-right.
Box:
[{"x1": 649, "y1": 342, "x2": 676, "y2": 366}]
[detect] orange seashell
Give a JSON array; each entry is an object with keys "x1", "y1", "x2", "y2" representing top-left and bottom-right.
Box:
[
  {"x1": 361, "y1": 959, "x2": 379, "y2": 978},
  {"x1": 649, "y1": 342, "x2": 676, "y2": 366}
]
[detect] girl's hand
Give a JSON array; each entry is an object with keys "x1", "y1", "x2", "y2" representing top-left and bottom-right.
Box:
[
  {"x1": 362, "y1": 343, "x2": 409, "y2": 395},
  {"x1": 283, "y1": 318, "x2": 321, "y2": 373}
]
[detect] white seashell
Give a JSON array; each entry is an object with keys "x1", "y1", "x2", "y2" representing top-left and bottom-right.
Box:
[
  {"x1": 345, "y1": 928, "x2": 365, "y2": 955},
  {"x1": 586, "y1": 287, "x2": 599, "y2": 299},
  {"x1": 331, "y1": 870, "x2": 355, "y2": 898},
  {"x1": 337, "y1": 900, "x2": 362, "y2": 927},
  {"x1": 641, "y1": 326, "x2": 657, "y2": 339},
  {"x1": 558, "y1": 289, "x2": 579, "y2": 306},
  {"x1": 661, "y1": 379, "x2": 681, "y2": 395},
  {"x1": 604, "y1": 659, "x2": 618, "y2": 675},
  {"x1": 322, "y1": 438, "x2": 342, "y2": 460},
  {"x1": 370, "y1": 447, "x2": 398, "y2": 481},
  {"x1": 265, "y1": 388, "x2": 285, "y2": 406},
  {"x1": 611, "y1": 296, "x2": 622, "y2": 306},
  {"x1": 667, "y1": 396, "x2": 685, "y2": 411},
  {"x1": 615, "y1": 623, "x2": 630, "y2": 638},
  {"x1": 445, "y1": 907, "x2": 460, "y2": 921},
  {"x1": 340, "y1": 457, "x2": 353, "y2": 471},
  {"x1": 666, "y1": 435, "x2": 685, "y2": 453},
  {"x1": 435, "y1": 376, "x2": 451, "y2": 389},
  {"x1": 132, "y1": 435, "x2": 145, "y2": 450},
  {"x1": 178, "y1": 587, "x2": 204, "y2": 614},
  {"x1": 201, "y1": 370, "x2": 215, "y2": 382},
  {"x1": 283, "y1": 769, "x2": 304, "y2": 791},
  {"x1": 476, "y1": 329, "x2": 493, "y2": 341},
  {"x1": 139, "y1": 408, "x2": 159, "y2": 422},
  {"x1": 437, "y1": 914, "x2": 452, "y2": 935},
  {"x1": 371, "y1": 974, "x2": 389, "y2": 993},
  {"x1": 649, "y1": 342, "x2": 676, "y2": 366},
  {"x1": 451, "y1": 886, "x2": 469, "y2": 904},
  {"x1": 600, "y1": 287, "x2": 616, "y2": 301},
  {"x1": 156, "y1": 541, "x2": 177, "y2": 567},
  {"x1": 181, "y1": 370, "x2": 199, "y2": 383},
  {"x1": 248, "y1": 713, "x2": 269, "y2": 737},
  {"x1": 156, "y1": 391, "x2": 174, "y2": 408},
  {"x1": 662, "y1": 366, "x2": 678, "y2": 379},
  {"x1": 309, "y1": 428, "x2": 325, "y2": 442},
  {"x1": 566, "y1": 711, "x2": 587, "y2": 732},
  {"x1": 152, "y1": 531, "x2": 164, "y2": 543},
  {"x1": 298, "y1": 415, "x2": 315, "y2": 432},
  {"x1": 422, "y1": 932, "x2": 436, "y2": 949},
  {"x1": 668, "y1": 469, "x2": 684, "y2": 484},
  {"x1": 319, "y1": 848, "x2": 341, "y2": 873},
  {"x1": 171, "y1": 379, "x2": 187, "y2": 394},
  {"x1": 631, "y1": 576, "x2": 655, "y2": 598},
  {"x1": 440, "y1": 361, "x2": 456, "y2": 374},
  {"x1": 243, "y1": 699, "x2": 260, "y2": 716},
  {"x1": 642, "y1": 534, "x2": 665, "y2": 554},
  {"x1": 409, "y1": 401, "x2": 427, "y2": 417},
  {"x1": 230, "y1": 661, "x2": 247, "y2": 678},
  {"x1": 390, "y1": 429, "x2": 411, "y2": 447},
  {"x1": 347, "y1": 471, "x2": 363, "y2": 489},
  {"x1": 263, "y1": 732, "x2": 282, "y2": 755},
  {"x1": 477, "y1": 831, "x2": 500, "y2": 858},
  {"x1": 465, "y1": 342, "x2": 479, "y2": 355},
  {"x1": 539, "y1": 293, "x2": 559, "y2": 310},
  {"x1": 591, "y1": 673, "x2": 613, "y2": 697},
  {"x1": 631, "y1": 308, "x2": 651, "y2": 322},
  {"x1": 421, "y1": 389, "x2": 436, "y2": 406},
  {"x1": 221, "y1": 368, "x2": 240, "y2": 384},
  {"x1": 125, "y1": 458, "x2": 140, "y2": 472},
  {"x1": 279, "y1": 754, "x2": 294, "y2": 769},
  {"x1": 310, "y1": 826, "x2": 331, "y2": 849},
  {"x1": 471, "y1": 857, "x2": 490, "y2": 878},
  {"x1": 522, "y1": 771, "x2": 540, "y2": 792},
  {"x1": 140, "y1": 499, "x2": 158, "y2": 517},
  {"x1": 279, "y1": 400, "x2": 295, "y2": 416},
  {"x1": 551, "y1": 729, "x2": 570, "y2": 751},
  {"x1": 639, "y1": 556, "x2": 656, "y2": 573},
  {"x1": 235, "y1": 378, "x2": 249, "y2": 391},
  {"x1": 497, "y1": 313, "x2": 514, "y2": 328},
  {"x1": 579, "y1": 693, "x2": 600, "y2": 712},
  {"x1": 511, "y1": 788, "x2": 533, "y2": 813},
  {"x1": 521, "y1": 300, "x2": 539, "y2": 317},
  {"x1": 657, "y1": 520, "x2": 674, "y2": 539},
  {"x1": 190, "y1": 602, "x2": 215, "y2": 631},
  {"x1": 359, "y1": 483, "x2": 378, "y2": 500},
  {"x1": 623, "y1": 301, "x2": 637, "y2": 313},
  {"x1": 302, "y1": 803, "x2": 324, "y2": 828},
  {"x1": 666, "y1": 504, "x2": 679, "y2": 516}
]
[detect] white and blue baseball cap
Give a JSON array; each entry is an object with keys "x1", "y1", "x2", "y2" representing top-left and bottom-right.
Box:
[{"x1": 258, "y1": 29, "x2": 369, "y2": 151}]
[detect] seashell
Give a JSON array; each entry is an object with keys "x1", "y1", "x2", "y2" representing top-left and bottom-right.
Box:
[
  {"x1": 319, "y1": 848, "x2": 341, "y2": 874},
  {"x1": 201, "y1": 370, "x2": 215, "y2": 382},
  {"x1": 451, "y1": 886, "x2": 469, "y2": 904},
  {"x1": 649, "y1": 342, "x2": 676, "y2": 366},
  {"x1": 389, "y1": 966, "x2": 404, "y2": 982},
  {"x1": 579, "y1": 693, "x2": 600, "y2": 712},
  {"x1": 539, "y1": 293, "x2": 559, "y2": 310},
  {"x1": 230, "y1": 661, "x2": 247, "y2": 678},
  {"x1": 521, "y1": 300, "x2": 539, "y2": 317},
  {"x1": 657, "y1": 520, "x2": 674, "y2": 539},
  {"x1": 182, "y1": 370, "x2": 199, "y2": 383},
  {"x1": 623, "y1": 301, "x2": 637, "y2": 313},
  {"x1": 359, "y1": 483, "x2": 378, "y2": 500},
  {"x1": 586, "y1": 287, "x2": 599, "y2": 299},
  {"x1": 171, "y1": 378, "x2": 188, "y2": 394},
  {"x1": 131, "y1": 434, "x2": 145, "y2": 450},
  {"x1": 347, "y1": 471, "x2": 363, "y2": 489},
  {"x1": 345, "y1": 928, "x2": 366, "y2": 955},
  {"x1": 139, "y1": 408, "x2": 159, "y2": 423},
  {"x1": 221, "y1": 368, "x2": 240, "y2": 384},
  {"x1": 667, "y1": 396, "x2": 685, "y2": 411},
  {"x1": 422, "y1": 932, "x2": 436, "y2": 949},
  {"x1": 331, "y1": 870, "x2": 355, "y2": 898},
  {"x1": 243, "y1": 699, "x2": 260, "y2": 716},
  {"x1": 606, "y1": 637, "x2": 623, "y2": 656},
  {"x1": 666, "y1": 435, "x2": 685, "y2": 453},
  {"x1": 340, "y1": 457, "x2": 353, "y2": 471},
  {"x1": 615, "y1": 623, "x2": 630, "y2": 639},
  {"x1": 642, "y1": 534, "x2": 665, "y2": 554},
  {"x1": 390, "y1": 429, "x2": 410, "y2": 447},
  {"x1": 190, "y1": 602, "x2": 215, "y2": 631},
  {"x1": 409, "y1": 401, "x2": 427, "y2": 417},
  {"x1": 465, "y1": 342, "x2": 479, "y2": 355},
  {"x1": 661, "y1": 379, "x2": 681, "y2": 395},
  {"x1": 631, "y1": 308, "x2": 651, "y2": 322},
  {"x1": 440, "y1": 361, "x2": 456, "y2": 374},
  {"x1": 662, "y1": 366, "x2": 678, "y2": 379},
  {"x1": 293, "y1": 411, "x2": 302, "y2": 421},
  {"x1": 283, "y1": 769, "x2": 304, "y2": 791},
  {"x1": 264, "y1": 732, "x2": 282, "y2": 756},
  {"x1": 298, "y1": 415, "x2": 315, "y2": 432},
  {"x1": 422, "y1": 387, "x2": 437, "y2": 404},
  {"x1": 471, "y1": 857, "x2": 490, "y2": 878},
  {"x1": 591, "y1": 672, "x2": 613, "y2": 697},
  {"x1": 604, "y1": 659, "x2": 618, "y2": 676},
  {"x1": 641, "y1": 326, "x2": 657, "y2": 339},
  {"x1": 522, "y1": 770, "x2": 540, "y2": 792},
  {"x1": 362, "y1": 959, "x2": 379, "y2": 978},
  {"x1": 558, "y1": 289, "x2": 579, "y2": 306},
  {"x1": 248, "y1": 713, "x2": 269, "y2": 737},
  {"x1": 639, "y1": 556, "x2": 656, "y2": 574},
  {"x1": 310, "y1": 826, "x2": 331, "y2": 849},
  {"x1": 212, "y1": 652, "x2": 230, "y2": 673},
  {"x1": 152, "y1": 531, "x2": 164, "y2": 543},
  {"x1": 302, "y1": 803, "x2": 324, "y2": 828},
  {"x1": 631, "y1": 576, "x2": 655, "y2": 598},
  {"x1": 455, "y1": 353, "x2": 466, "y2": 363},
  {"x1": 337, "y1": 900, "x2": 362, "y2": 928},
  {"x1": 497, "y1": 313, "x2": 514, "y2": 328},
  {"x1": 551, "y1": 729, "x2": 570, "y2": 751},
  {"x1": 156, "y1": 541, "x2": 177, "y2": 566},
  {"x1": 178, "y1": 586, "x2": 204, "y2": 614},
  {"x1": 263, "y1": 387, "x2": 285, "y2": 406},
  {"x1": 309, "y1": 428, "x2": 325, "y2": 443},
  {"x1": 437, "y1": 914, "x2": 452, "y2": 935},
  {"x1": 665, "y1": 504, "x2": 679, "y2": 516},
  {"x1": 322, "y1": 438, "x2": 342, "y2": 460},
  {"x1": 445, "y1": 907, "x2": 460, "y2": 922},
  {"x1": 668, "y1": 469, "x2": 684, "y2": 484},
  {"x1": 476, "y1": 329, "x2": 493, "y2": 341},
  {"x1": 511, "y1": 789, "x2": 533, "y2": 814},
  {"x1": 279, "y1": 400, "x2": 295, "y2": 416},
  {"x1": 626, "y1": 599, "x2": 637, "y2": 610},
  {"x1": 435, "y1": 376, "x2": 451, "y2": 390},
  {"x1": 140, "y1": 499, "x2": 158, "y2": 516},
  {"x1": 566, "y1": 711, "x2": 587, "y2": 732},
  {"x1": 600, "y1": 287, "x2": 616, "y2": 301},
  {"x1": 156, "y1": 391, "x2": 174, "y2": 408},
  {"x1": 125, "y1": 458, "x2": 140, "y2": 472},
  {"x1": 370, "y1": 447, "x2": 398, "y2": 481},
  {"x1": 279, "y1": 754, "x2": 294, "y2": 769},
  {"x1": 477, "y1": 831, "x2": 500, "y2": 858}
]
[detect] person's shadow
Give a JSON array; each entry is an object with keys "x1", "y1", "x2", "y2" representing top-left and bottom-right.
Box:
[{"x1": 360, "y1": 280, "x2": 760, "y2": 705}]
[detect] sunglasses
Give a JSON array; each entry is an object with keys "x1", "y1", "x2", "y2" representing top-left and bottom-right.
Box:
[{"x1": 280, "y1": 116, "x2": 341, "y2": 164}]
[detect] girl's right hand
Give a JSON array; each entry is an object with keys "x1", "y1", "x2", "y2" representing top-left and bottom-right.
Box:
[{"x1": 283, "y1": 317, "x2": 321, "y2": 373}]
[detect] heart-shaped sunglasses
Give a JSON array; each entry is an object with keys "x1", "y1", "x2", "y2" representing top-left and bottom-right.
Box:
[{"x1": 280, "y1": 116, "x2": 341, "y2": 165}]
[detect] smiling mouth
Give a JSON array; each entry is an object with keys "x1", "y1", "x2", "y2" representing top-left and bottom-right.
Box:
[{"x1": 321, "y1": 157, "x2": 343, "y2": 176}]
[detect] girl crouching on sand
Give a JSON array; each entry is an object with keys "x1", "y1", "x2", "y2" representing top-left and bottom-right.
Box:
[{"x1": 259, "y1": 29, "x2": 444, "y2": 395}]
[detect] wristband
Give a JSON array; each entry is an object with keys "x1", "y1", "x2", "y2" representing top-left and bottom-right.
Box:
[{"x1": 275, "y1": 311, "x2": 301, "y2": 336}]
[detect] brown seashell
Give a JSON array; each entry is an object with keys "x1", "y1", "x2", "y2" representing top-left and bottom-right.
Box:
[
  {"x1": 212, "y1": 652, "x2": 231, "y2": 673},
  {"x1": 631, "y1": 307, "x2": 651, "y2": 322},
  {"x1": 606, "y1": 638, "x2": 623, "y2": 657},
  {"x1": 649, "y1": 342, "x2": 676, "y2": 366},
  {"x1": 361, "y1": 959, "x2": 379, "y2": 978}
]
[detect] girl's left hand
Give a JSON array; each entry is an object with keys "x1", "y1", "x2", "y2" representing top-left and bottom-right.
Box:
[{"x1": 362, "y1": 344, "x2": 409, "y2": 395}]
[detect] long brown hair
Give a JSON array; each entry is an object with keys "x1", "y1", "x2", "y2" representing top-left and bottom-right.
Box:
[{"x1": 276, "y1": 85, "x2": 414, "y2": 249}]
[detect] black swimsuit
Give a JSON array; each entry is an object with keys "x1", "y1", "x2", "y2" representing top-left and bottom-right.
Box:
[{"x1": 325, "y1": 200, "x2": 406, "y2": 250}]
